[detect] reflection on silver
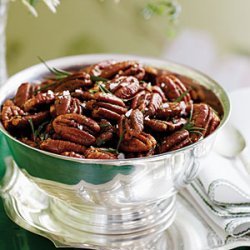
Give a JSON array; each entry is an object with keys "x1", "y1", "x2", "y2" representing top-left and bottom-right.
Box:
[
  {"x1": 3, "y1": 162, "x2": 249, "y2": 250},
  {"x1": 0, "y1": 142, "x2": 208, "y2": 249}
]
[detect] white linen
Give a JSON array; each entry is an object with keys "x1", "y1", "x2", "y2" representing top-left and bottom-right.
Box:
[{"x1": 184, "y1": 88, "x2": 250, "y2": 237}]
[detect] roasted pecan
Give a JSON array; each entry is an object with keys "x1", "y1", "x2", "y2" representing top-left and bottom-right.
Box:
[
  {"x1": 61, "y1": 152, "x2": 85, "y2": 158},
  {"x1": 109, "y1": 76, "x2": 140, "y2": 99},
  {"x1": 1, "y1": 60, "x2": 223, "y2": 158},
  {"x1": 143, "y1": 66, "x2": 158, "y2": 84},
  {"x1": 116, "y1": 63, "x2": 145, "y2": 80},
  {"x1": 23, "y1": 90, "x2": 55, "y2": 112},
  {"x1": 206, "y1": 110, "x2": 220, "y2": 136},
  {"x1": 125, "y1": 148, "x2": 155, "y2": 158},
  {"x1": 1, "y1": 99, "x2": 49, "y2": 131},
  {"x1": 85, "y1": 60, "x2": 140, "y2": 79},
  {"x1": 156, "y1": 101, "x2": 190, "y2": 119},
  {"x1": 158, "y1": 130, "x2": 191, "y2": 153},
  {"x1": 20, "y1": 137, "x2": 38, "y2": 148},
  {"x1": 119, "y1": 132, "x2": 156, "y2": 153},
  {"x1": 131, "y1": 90, "x2": 163, "y2": 116},
  {"x1": 71, "y1": 89, "x2": 94, "y2": 101},
  {"x1": 40, "y1": 139, "x2": 86, "y2": 154},
  {"x1": 157, "y1": 74, "x2": 191, "y2": 103},
  {"x1": 53, "y1": 113, "x2": 100, "y2": 146},
  {"x1": 144, "y1": 117, "x2": 186, "y2": 132},
  {"x1": 54, "y1": 72, "x2": 92, "y2": 92},
  {"x1": 10, "y1": 111, "x2": 50, "y2": 130},
  {"x1": 189, "y1": 103, "x2": 220, "y2": 142},
  {"x1": 118, "y1": 109, "x2": 144, "y2": 140},
  {"x1": 14, "y1": 83, "x2": 33, "y2": 108},
  {"x1": 85, "y1": 147, "x2": 118, "y2": 159},
  {"x1": 1, "y1": 100, "x2": 26, "y2": 129},
  {"x1": 51, "y1": 93, "x2": 83, "y2": 116},
  {"x1": 96, "y1": 119, "x2": 114, "y2": 146},
  {"x1": 86, "y1": 93, "x2": 127, "y2": 121}
]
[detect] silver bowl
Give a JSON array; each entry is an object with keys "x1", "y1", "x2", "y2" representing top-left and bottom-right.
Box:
[{"x1": 0, "y1": 54, "x2": 230, "y2": 249}]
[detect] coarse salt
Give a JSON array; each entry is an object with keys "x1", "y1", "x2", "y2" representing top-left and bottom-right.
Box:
[
  {"x1": 109, "y1": 83, "x2": 118, "y2": 90},
  {"x1": 75, "y1": 89, "x2": 82, "y2": 93},
  {"x1": 162, "y1": 103, "x2": 169, "y2": 109},
  {"x1": 125, "y1": 109, "x2": 132, "y2": 117}
]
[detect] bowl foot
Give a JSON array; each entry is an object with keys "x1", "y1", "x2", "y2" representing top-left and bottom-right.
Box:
[{"x1": 1, "y1": 160, "x2": 178, "y2": 249}]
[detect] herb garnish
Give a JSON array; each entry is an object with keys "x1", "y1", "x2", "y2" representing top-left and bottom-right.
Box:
[
  {"x1": 116, "y1": 130, "x2": 125, "y2": 153},
  {"x1": 38, "y1": 56, "x2": 71, "y2": 79},
  {"x1": 28, "y1": 118, "x2": 36, "y2": 141},
  {"x1": 183, "y1": 104, "x2": 205, "y2": 137},
  {"x1": 89, "y1": 89, "x2": 99, "y2": 94},
  {"x1": 90, "y1": 75, "x2": 108, "y2": 82},
  {"x1": 174, "y1": 89, "x2": 190, "y2": 103},
  {"x1": 98, "y1": 83, "x2": 112, "y2": 94},
  {"x1": 28, "y1": 119, "x2": 50, "y2": 142},
  {"x1": 100, "y1": 148, "x2": 118, "y2": 154},
  {"x1": 33, "y1": 82, "x2": 58, "y2": 95}
]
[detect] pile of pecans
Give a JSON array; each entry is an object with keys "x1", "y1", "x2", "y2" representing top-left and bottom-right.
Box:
[{"x1": 0, "y1": 60, "x2": 222, "y2": 159}]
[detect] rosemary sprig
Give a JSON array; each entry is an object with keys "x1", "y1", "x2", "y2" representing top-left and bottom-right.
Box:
[
  {"x1": 90, "y1": 75, "x2": 108, "y2": 82},
  {"x1": 116, "y1": 130, "x2": 125, "y2": 153},
  {"x1": 28, "y1": 118, "x2": 36, "y2": 141},
  {"x1": 174, "y1": 89, "x2": 190, "y2": 103},
  {"x1": 33, "y1": 82, "x2": 58, "y2": 95},
  {"x1": 188, "y1": 130, "x2": 204, "y2": 137},
  {"x1": 99, "y1": 123, "x2": 111, "y2": 129},
  {"x1": 98, "y1": 82, "x2": 112, "y2": 94},
  {"x1": 100, "y1": 148, "x2": 118, "y2": 154},
  {"x1": 28, "y1": 119, "x2": 50, "y2": 142},
  {"x1": 35, "y1": 121, "x2": 50, "y2": 139},
  {"x1": 182, "y1": 104, "x2": 205, "y2": 137},
  {"x1": 89, "y1": 89, "x2": 99, "y2": 94},
  {"x1": 183, "y1": 122, "x2": 205, "y2": 132},
  {"x1": 38, "y1": 56, "x2": 71, "y2": 79}
]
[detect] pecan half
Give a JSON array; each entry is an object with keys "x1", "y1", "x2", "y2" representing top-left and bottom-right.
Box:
[
  {"x1": 156, "y1": 101, "x2": 190, "y2": 119},
  {"x1": 144, "y1": 117, "x2": 186, "y2": 132},
  {"x1": 96, "y1": 119, "x2": 114, "y2": 146},
  {"x1": 1, "y1": 99, "x2": 49, "y2": 131},
  {"x1": 10, "y1": 111, "x2": 50, "y2": 130},
  {"x1": 119, "y1": 132, "x2": 157, "y2": 153},
  {"x1": 61, "y1": 152, "x2": 85, "y2": 158},
  {"x1": 86, "y1": 93, "x2": 127, "y2": 121},
  {"x1": 189, "y1": 104, "x2": 220, "y2": 142},
  {"x1": 51, "y1": 94, "x2": 83, "y2": 116},
  {"x1": 85, "y1": 60, "x2": 140, "y2": 79},
  {"x1": 116, "y1": 63, "x2": 145, "y2": 80},
  {"x1": 1, "y1": 100, "x2": 26, "y2": 129},
  {"x1": 158, "y1": 130, "x2": 191, "y2": 153},
  {"x1": 20, "y1": 137, "x2": 38, "y2": 148},
  {"x1": 14, "y1": 83, "x2": 33, "y2": 108},
  {"x1": 53, "y1": 113, "x2": 100, "y2": 146},
  {"x1": 23, "y1": 90, "x2": 55, "y2": 112},
  {"x1": 118, "y1": 109, "x2": 144, "y2": 140},
  {"x1": 54, "y1": 72, "x2": 92, "y2": 92},
  {"x1": 71, "y1": 89, "x2": 94, "y2": 101},
  {"x1": 157, "y1": 74, "x2": 191, "y2": 103},
  {"x1": 40, "y1": 139, "x2": 86, "y2": 154},
  {"x1": 109, "y1": 76, "x2": 140, "y2": 99},
  {"x1": 131, "y1": 90, "x2": 163, "y2": 116},
  {"x1": 85, "y1": 147, "x2": 118, "y2": 159}
]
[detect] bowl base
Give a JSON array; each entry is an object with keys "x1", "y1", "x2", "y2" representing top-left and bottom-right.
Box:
[{"x1": 1, "y1": 160, "x2": 178, "y2": 249}]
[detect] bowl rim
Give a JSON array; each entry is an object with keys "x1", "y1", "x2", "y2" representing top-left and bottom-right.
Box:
[{"x1": 0, "y1": 53, "x2": 231, "y2": 165}]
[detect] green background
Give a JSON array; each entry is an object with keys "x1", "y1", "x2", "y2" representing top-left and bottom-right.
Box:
[{"x1": 6, "y1": 0, "x2": 250, "y2": 76}]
